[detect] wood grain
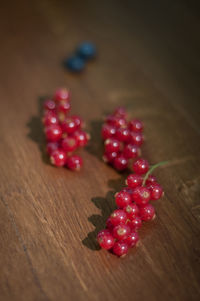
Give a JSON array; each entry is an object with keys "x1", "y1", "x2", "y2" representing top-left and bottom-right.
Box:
[{"x1": 0, "y1": 0, "x2": 200, "y2": 300}]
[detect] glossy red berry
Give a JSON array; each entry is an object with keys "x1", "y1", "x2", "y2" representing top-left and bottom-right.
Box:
[
  {"x1": 73, "y1": 130, "x2": 90, "y2": 147},
  {"x1": 113, "y1": 224, "x2": 131, "y2": 240},
  {"x1": 106, "y1": 115, "x2": 126, "y2": 128},
  {"x1": 115, "y1": 191, "x2": 132, "y2": 208},
  {"x1": 50, "y1": 149, "x2": 67, "y2": 167},
  {"x1": 140, "y1": 204, "x2": 155, "y2": 221},
  {"x1": 123, "y1": 144, "x2": 140, "y2": 159},
  {"x1": 129, "y1": 119, "x2": 143, "y2": 132},
  {"x1": 110, "y1": 209, "x2": 127, "y2": 226},
  {"x1": 106, "y1": 217, "x2": 114, "y2": 231},
  {"x1": 113, "y1": 241, "x2": 129, "y2": 257},
  {"x1": 126, "y1": 174, "x2": 143, "y2": 188},
  {"x1": 127, "y1": 216, "x2": 142, "y2": 231},
  {"x1": 133, "y1": 158, "x2": 149, "y2": 174},
  {"x1": 103, "y1": 151, "x2": 118, "y2": 163},
  {"x1": 54, "y1": 88, "x2": 70, "y2": 102},
  {"x1": 113, "y1": 155, "x2": 128, "y2": 171},
  {"x1": 104, "y1": 138, "x2": 120, "y2": 153},
  {"x1": 130, "y1": 132, "x2": 144, "y2": 146},
  {"x1": 61, "y1": 136, "x2": 78, "y2": 152},
  {"x1": 43, "y1": 112, "x2": 58, "y2": 126},
  {"x1": 57, "y1": 101, "x2": 71, "y2": 114},
  {"x1": 61, "y1": 118, "x2": 77, "y2": 134},
  {"x1": 124, "y1": 203, "x2": 139, "y2": 220},
  {"x1": 46, "y1": 142, "x2": 59, "y2": 155},
  {"x1": 67, "y1": 155, "x2": 83, "y2": 171},
  {"x1": 44, "y1": 99, "x2": 56, "y2": 111},
  {"x1": 45, "y1": 124, "x2": 62, "y2": 142},
  {"x1": 116, "y1": 127, "x2": 130, "y2": 142},
  {"x1": 125, "y1": 231, "x2": 139, "y2": 247},
  {"x1": 146, "y1": 175, "x2": 157, "y2": 185},
  {"x1": 147, "y1": 183, "x2": 163, "y2": 200},
  {"x1": 132, "y1": 186, "x2": 151, "y2": 206},
  {"x1": 97, "y1": 231, "x2": 115, "y2": 250},
  {"x1": 121, "y1": 187, "x2": 134, "y2": 198},
  {"x1": 113, "y1": 106, "x2": 127, "y2": 118},
  {"x1": 71, "y1": 115, "x2": 83, "y2": 129},
  {"x1": 101, "y1": 124, "x2": 117, "y2": 140}
]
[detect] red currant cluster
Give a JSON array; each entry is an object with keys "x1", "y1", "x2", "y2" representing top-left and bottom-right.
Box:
[
  {"x1": 43, "y1": 88, "x2": 90, "y2": 170},
  {"x1": 97, "y1": 158, "x2": 165, "y2": 257},
  {"x1": 102, "y1": 107, "x2": 144, "y2": 171}
]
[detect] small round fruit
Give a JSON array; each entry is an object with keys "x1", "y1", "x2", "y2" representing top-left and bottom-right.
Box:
[
  {"x1": 110, "y1": 209, "x2": 127, "y2": 226},
  {"x1": 147, "y1": 183, "x2": 163, "y2": 200},
  {"x1": 67, "y1": 155, "x2": 83, "y2": 171},
  {"x1": 54, "y1": 88, "x2": 70, "y2": 102},
  {"x1": 140, "y1": 204, "x2": 155, "y2": 221},
  {"x1": 116, "y1": 127, "x2": 130, "y2": 142},
  {"x1": 115, "y1": 191, "x2": 132, "y2": 208},
  {"x1": 113, "y1": 107, "x2": 127, "y2": 118},
  {"x1": 45, "y1": 124, "x2": 62, "y2": 142},
  {"x1": 127, "y1": 216, "x2": 142, "y2": 231},
  {"x1": 126, "y1": 174, "x2": 143, "y2": 188},
  {"x1": 104, "y1": 138, "x2": 120, "y2": 153},
  {"x1": 121, "y1": 187, "x2": 134, "y2": 198},
  {"x1": 76, "y1": 42, "x2": 96, "y2": 60},
  {"x1": 133, "y1": 158, "x2": 149, "y2": 175},
  {"x1": 103, "y1": 151, "x2": 118, "y2": 164},
  {"x1": 73, "y1": 130, "x2": 90, "y2": 147},
  {"x1": 50, "y1": 149, "x2": 67, "y2": 167},
  {"x1": 146, "y1": 175, "x2": 157, "y2": 185},
  {"x1": 124, "y1": 203, "x2": 139, "y2": 220},
  {"x1": 129, "y1": 132, "x2": 144, "y2": 146},
  {"x1": 132, "y1": 186, "x2": 151, "y2": 206},
  {"x1": 61, "y1": 137, "x2": 78, "y2": 152},
  {"x1": 46, "y1": 142, "x2": 59, "y2": 155},
  {"x1": 113, "y1": 155, "x2": 128, "y2": 171},
  {"x1": 44, "y1": 99, "x2": 56, "y2": 111},
  {"x1": 43, "y1": 112, "x2": 58, "y2": 126},
  {"x1": 57, "y1": 101, "x2": 71, "y2": 114},
  {"x1": 106, "y1": 217, "x2": 114, "y2": 231},
  {"x1": 61, "y1": 118, "x2": 77, "y2": 134},
  {"x1": 106, "y1": 115, "x2": 126, "y2": 128},
  {"x1": 97, "y1": 231, "x2": 115, "y2": 250},
  {"x1": 113, "y1": 241, "x2": 129, "y2": 257},
  {"x1": 101, "y1": 124, "x2": 117, "y2": 140},
  {"x1": 123, "y1": 144, "x2": 140, "y2": 159},
  {"x1": 113, "y1": 224, "x2": 131, "y2": 241},
  {"x1": 71, "y1": 115, "x2": 83, "y2": 129},
  {"x1": 125, "y1": 231, "x2": 139, "y2": 247},
  {"x1": 64, "y1": 56, "x2": 85, "y2": 72},
  {"x1": 129, "y1": 119, "x2": 143, "y2": 132}
]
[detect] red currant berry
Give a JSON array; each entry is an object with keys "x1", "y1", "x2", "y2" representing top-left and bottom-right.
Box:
[
  {"x1": 110, "y1": 209, "x2": 127, "y2": 226},
  {"x1": 116, "y1": 127, "x2": 130, "y2": 142},
  {"x1": 121, "y1": 187, "x2": 134, "y2": 198},
  {"x1": 61, "y1": 118, "x2": 77, "y2": 134},
  {"x1": 129, "y1": 119, "x2": 143, "y2": 132},
  {"x1": 106, "y1": 115, "x2": 126, "y2": 128},
  {"x1": 61, "y1": 137, "x2": 78, "y2": 152},
  {"x1": 45, "y1": 124, "x2": 62, "y2": 142},
  {"x1": 115, "y1": 191, "x2": 132, "y2": 208},
  {"x1": 50, "y1": 149, "x2": 67, "y2": 167},
  {"x1": 67, "y1": 155, "x2": 83, "y2": 171},
  {"x1": 106, "y1": 217, "x2": 114, "y2": 231},
  {"x1": 101, "y1": 124, "x2": 117, "y2": 140},
  {"x1": 124, "y1": 203, "x2": 139, "y2": 220},
  {"x1": 104, "y1": 138, "x2": 120, "y2": 153},
  {"x1": 125, "y1": 231, "x2": 139, "y2": 247},
  {"x1": 146, "y1": 175, "x2": 157, "y2": 185},
  {"x1": 43, "y1": 112, "x2": 58, "y2": 126},
  {"x1": 147, "y1": 183, "x2": 163, "y2": 200},
  {"x1": 140, "y1": 204, "x2": 155, "y2": 221},
  {"x1": 113, "y1": 224, "x2": 131, "y2": 240},
  {"x1": 103, "y1": 151, "x2": 118, "y2": 163},
  {"x1": 126, "y1": 174, "x2": 143, "y2": 188},
  {"x1": 97, "y1": 231, "x2": 115, "y2": 250},
  {"x1": 113, "y1": 241, "x2": 129, "y2": 257},
  {"x1": 97, "y1": 229, "x2": 111, "y2": 238},
  {"x1": 113, "y1": 106, "x2": 127, "y2": 118},
  {"x1": 71, "y1": 115, "x2": 83, "y2": 129},
  {"x1": 46, "y1": 142, "x2": 59, "y2": 155},
  {"x1": 133, "y1": 158, "x2": 149, "y2": 174},
  {"x1": 127, "y1": 216, "x2": 142, "y2": 231},
  {"x1": 132, "y1": 186, "x2": 151, "y2": 206},
  {"x1": 54, "y1": 88, "x2": 70, "y2": 102},
  {"x1": 73, "y1": 130, "x2": 90, "y2": 147},
  {"x1": 113, "y1": 155, "x2": 128, "y2": 171},
  {"x1": 123, "y1": 144, "x2": 140, "y2": 159},
  {"x1": 44, "y1": 99, "x2": 56, "y2": 111},
  {"x1": 130, "y1": 132, "x2": 144, "y2": 146},
  {"x1": 57, "y1": 101, "x2": 71, "y2": 114}
]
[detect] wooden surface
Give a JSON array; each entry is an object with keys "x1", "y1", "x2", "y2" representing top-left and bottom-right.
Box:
[{"x1": 0, "y1": 0, "x2": 200, "y2": 300}]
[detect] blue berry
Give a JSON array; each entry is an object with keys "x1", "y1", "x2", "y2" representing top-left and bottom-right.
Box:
[
  {"x1": 64, "y1": 56, "x2": 85, "y2": 72},
  {"x1": 76, "y1": 42, "x2": 96, "y2": 60}
]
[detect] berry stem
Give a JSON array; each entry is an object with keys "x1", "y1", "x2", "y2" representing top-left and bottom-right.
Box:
[{"x1": 142, "y1": 161, "x2": 168, "y2": 186}]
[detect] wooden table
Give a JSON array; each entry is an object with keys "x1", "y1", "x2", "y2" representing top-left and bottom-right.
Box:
[{"x1": 0, "y1": 1, "x2": 200, "y2": 300}]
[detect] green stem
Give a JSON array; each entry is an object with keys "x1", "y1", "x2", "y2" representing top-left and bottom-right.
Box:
[{"x1": 142, "y1": 161, "x2": 169, "y2": 186}]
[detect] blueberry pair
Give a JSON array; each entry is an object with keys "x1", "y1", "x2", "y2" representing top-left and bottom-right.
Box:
[{"x1": 64, "y1": 42, "x2": 96, "y2": 72}]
